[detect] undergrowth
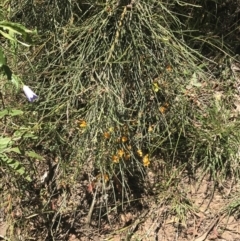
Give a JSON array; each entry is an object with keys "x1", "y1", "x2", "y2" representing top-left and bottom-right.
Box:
[{"x1": 1, "y1": 0, "x2": 240, "y2": 240}]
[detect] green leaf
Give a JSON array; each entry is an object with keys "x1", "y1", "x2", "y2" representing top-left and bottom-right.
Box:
[
  {"x1": 192, "y1": 82, "x2": 202, "y2": 87},
  {"x1": 0, "y1": 21, "x2": 34, "y2": 35},
  {"x1": 26, "y1": 151, "x2": 44, "y2": 160},
  {"x1": 0, "y1": 137, "x2": 12, "y2": 152},
  {"x1": 0, "y1": 29, "x2": 16, "y2": 42},
  {"x1": 22, "y1": 132, "x2": 37, "y2": 139},
  {"x1": 4, "y1": 147, "x2": 21, "y2": 154},
  {"x1": 9, "y1": 109, "x2": 24, "y2": 116},
  {"x1": 11, "y1": 74, "x2": 21, "y2": 89},
  {"x1": 0, "y1": 153, "x2": 32, "y2": 181},
  {"x1": 25, "y1": 175, "x2": 32, "y2": 182},
  {"x1": 187, "y1": 72, "x2": 202, "y2": 89},
  {"x1": 0, "y1": 46, "x2": 6, "y2": 67},
  {"x1": 7, "y1": 159, "x2": 23, "y2": 173},
  {"x1": 0, "y1": 109, "x2": 23, "y2": 118},
  {"x1": 0, "y1": 109, "x2": 8, "y2": 118},
  {"x1": 13, "y1": 128, "x2": 37, "y2": 141},
  {"x1": 0, "y1": 21, "x2": 35, "y2": 46}
]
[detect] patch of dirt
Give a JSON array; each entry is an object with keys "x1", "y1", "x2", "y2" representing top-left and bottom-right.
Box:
[
  {"x1": 0, "y1": 221, "x2": 8, "y2": 239},
  {"x1": 1, "y1": 162, "x2": 240, "y2": 241},
  {"x1": 48, "y1": 168, "x2": 240, "y2": 241},
  {"x1": 108, "y1": 172, "x2": 240, "y2": 241}
]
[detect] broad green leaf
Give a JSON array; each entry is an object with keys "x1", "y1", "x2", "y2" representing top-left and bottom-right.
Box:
[
  {"x1": 0, "y1": 109, "x2": 8, "y2": 118},
  {"x1": 13, "y1": 128, "x2": 37, "y2": 140},
  {"x1": 0, "y1": 137, "x2": 12, "y2": 145},
  {"x1": 0, "y1": 151, "x2": 31, "y2": 181},
  {"x1": 6, "y1": 159, "x2": 25, "y2": 175},
  {"x1": 0, "y1": 109, "x2": 24, "y2": 118},
  {"x1": 25, "y1": 175, "x2": 32, "y2": 182},
  {"x1": 13, "y1": 130, "x2": 25, "y2": 140},
  {"x1": 0, "y1": 153, "x2": 32, "y2": 181},
  {"x1": 0, "y1": 137, "x2": 12, "y2": 152},
  {"x1": 4, "y1": 147, "x2": 21, "y2": 154},
  {"x1": 7, "y1": 158, "x2": 21, "y2": 170},
  {"x1": 26, "y1": 151, "x2": 44, "y2": 160},
  {"x1": 9, "y1": 109, "x2": 24, "y2": 116}
]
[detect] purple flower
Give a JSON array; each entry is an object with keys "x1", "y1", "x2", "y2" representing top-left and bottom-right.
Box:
[{"x1": 23, "y1": 85, "x2": 38, "y2": 102}]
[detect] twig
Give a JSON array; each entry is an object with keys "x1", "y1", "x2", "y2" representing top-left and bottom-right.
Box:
[
  {"x1": 193, "y1": 215, "x2": 220, "y2": 241},
  {"x1": 86, "y1": 182, "x2": 100, "y2": 227}
]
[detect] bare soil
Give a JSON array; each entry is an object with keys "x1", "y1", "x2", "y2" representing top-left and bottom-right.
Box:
[{"x1": 1, "y1": 165, "x2": 240, "y2": 241}]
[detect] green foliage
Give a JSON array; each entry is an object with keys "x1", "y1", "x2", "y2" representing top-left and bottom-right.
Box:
[
  {"x1": 0, "y1": 135, "x2": 29, "y2": 180},
  {"x1": 0, "y1": 19, "x2": 36, "y2": 89},
  {"x1": 189, "y1": 99, "x2": 240, "y2": 178},
  {"x1": 35, "y1": 1, "x2": 203, "y2": 168},
  {"x1": 11, "y1": 0, "x2": 239, "y2": 196},
  {"x1": 1, "y1": 0, "x2": 240, "y2": 239},
  {"x1": 0, "y1": 109, "x2": 23, "y2": 117},
  {"x1": 0, "y1": 108, "x2": 41, "y2": 181},
  {"x1": 0, "y1": 21, "x2": 35, "y2": 45}
]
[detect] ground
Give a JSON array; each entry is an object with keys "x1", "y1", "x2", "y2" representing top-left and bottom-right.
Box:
[{"x1": 1, "y1": 163, "x2": 240, "y2": 241}]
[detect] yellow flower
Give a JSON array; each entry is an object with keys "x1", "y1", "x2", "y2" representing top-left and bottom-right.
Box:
[
  {"x1": 148, "y1": 125, "x2": 154, "y2": 132},
  {"x1": 137, "y1": 149, "x2": 143, "y2": 157},
  {"x1": 124, "y1": 153, "x2": 131, "y2": 161},
  {"x1": 117, "y1": 149, "x2": 125, "y2": 158},
  {"x1": 109, "y1": 127, "x2": 114, "y2": 132},
  {"x1": 159, "y1": 103, "x2": 169, "y2": 114},
  {"x1": 159, "y1": 106, "x2": 167, "y2": 114},
  {"x1": 152, "y1": 82, "x2": 160, "y2": 92},
  {"x1": 112, "y1": 155, "x2": 119, "y2": 163},
  {"x1": 121, "y1": 136, "x2": 128, "y2": 143},
  {"x1": 96, "y1": 173, "x2": 109, "y2": 183},
  {"x1": 166, "y1": 65, "x2": 172, "y2": 72},
  {"x1": 79, "y1": 120, "x2": 87, "y2": 128},
  {"x1": 127, "y1": 145, "x2": 132, "y2": 150},
  {"x1": 143, "y1": 154, "x2": 150, "y2": 167},
  {"x1": 103, "y1": 174, "x2": 109, "y2": 182},
  {"x1": 103, "y1": 132, "x2": 110, "y2": 139}
]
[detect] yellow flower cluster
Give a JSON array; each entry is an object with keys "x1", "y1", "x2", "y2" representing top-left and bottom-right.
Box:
[
  {"x1": 79, "y1": 120, "x2": 87, "y2": 128},
  {"x1": 137, "y1": 149, "x2": 150, "y2": 167},
  {"x1": 112, "y1": 146, "x2": 131, "y2": 163},
  {"x1": 78, "y1": 120, "x2": 151, "y2": 167},
  {"x1": 159, "y1": 102, "x2": 169, "y2": 114}
]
